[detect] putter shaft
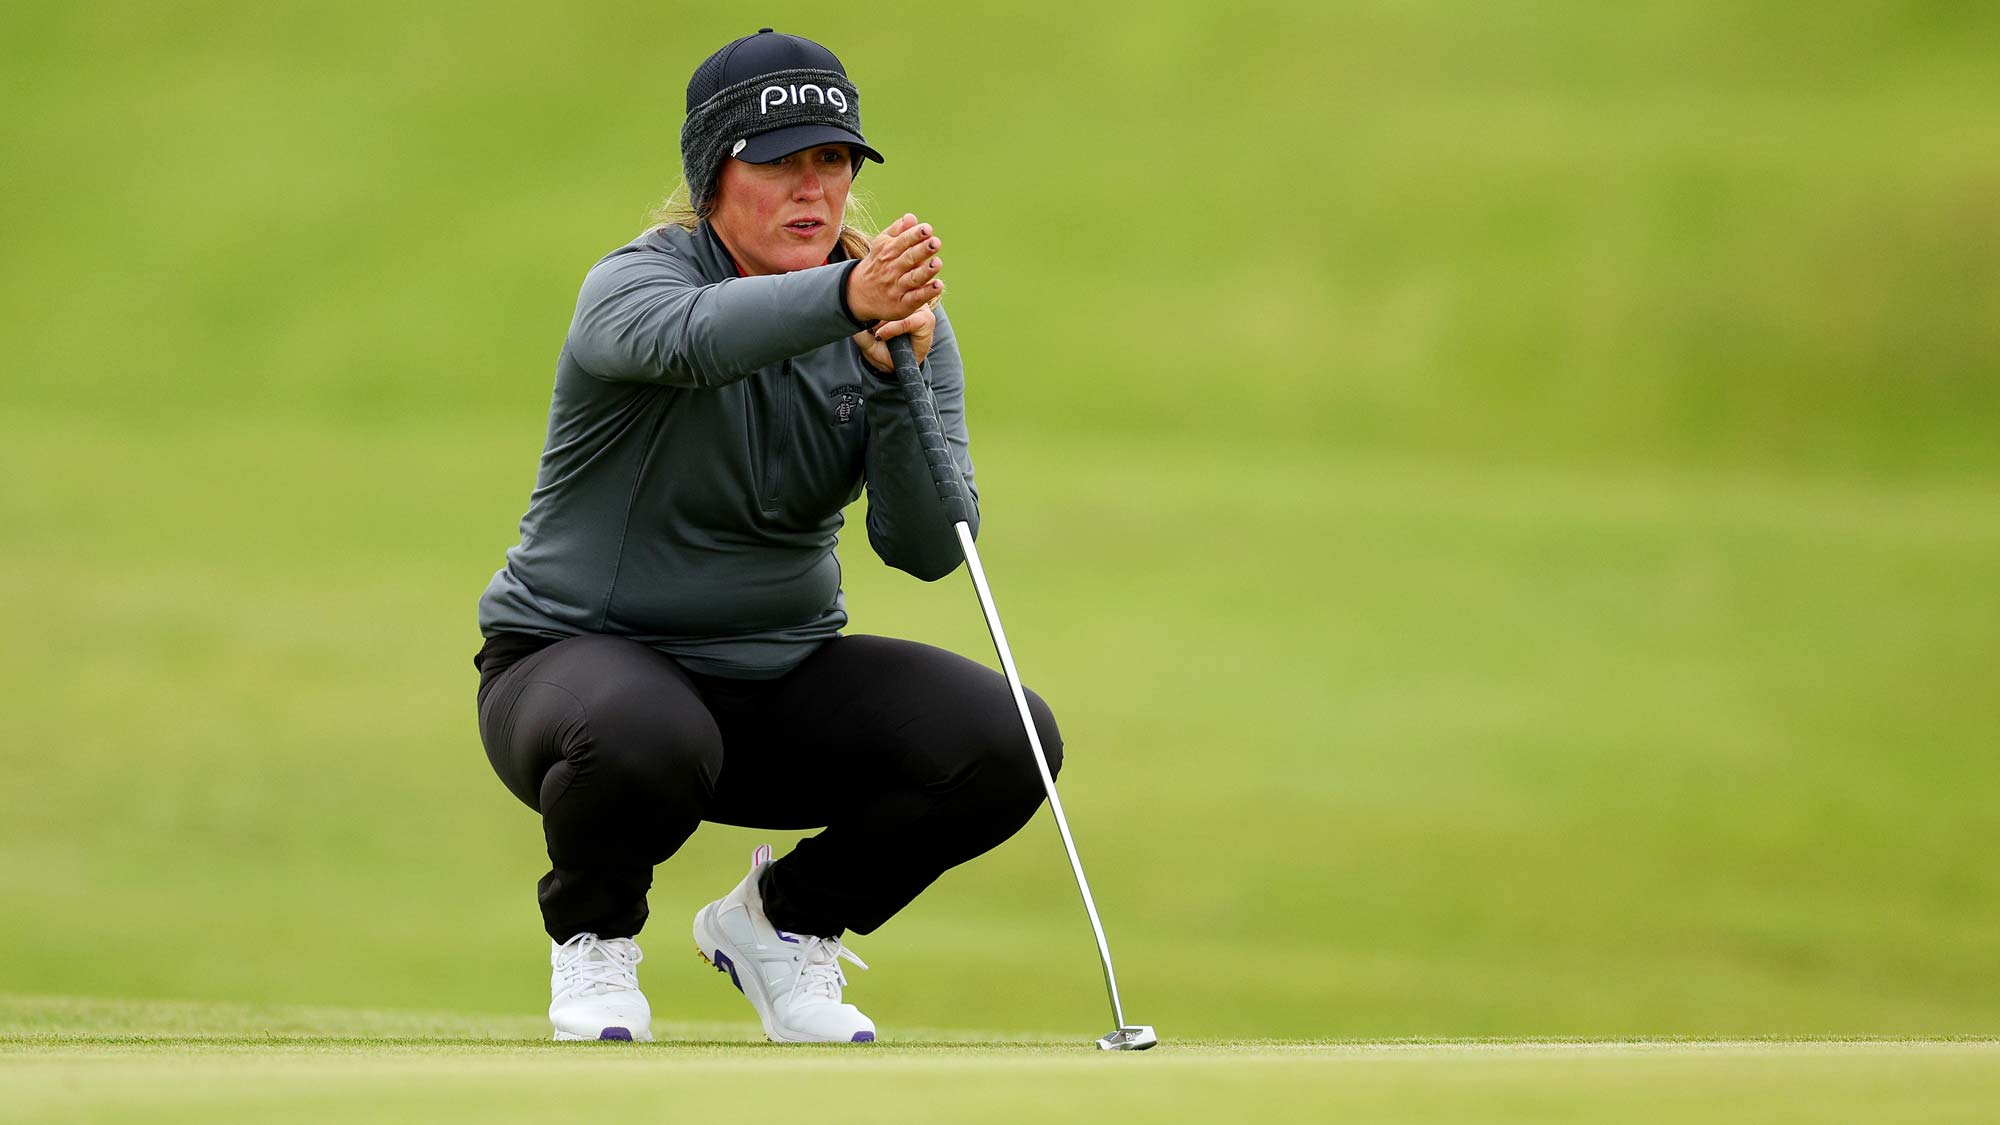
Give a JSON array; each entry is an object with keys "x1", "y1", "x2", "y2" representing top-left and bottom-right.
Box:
[
  {"x1": 881, "y1": 332, "x2": 1150, "y2": 1047},
  {"x1": 953, "y1": 521, "x2": 1131, "y2": 1033}
]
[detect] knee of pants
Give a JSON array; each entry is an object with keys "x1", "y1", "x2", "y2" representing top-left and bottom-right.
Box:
[
  {"x1": 969, "y1": 687, "x2": 1063, "y2": 804},
  {"x1": 1026, "y1": 688, "x2": 1063, "y2": 779},
  {"x1": 546, "y1": 693, "x2": 724, "y2": 817}
]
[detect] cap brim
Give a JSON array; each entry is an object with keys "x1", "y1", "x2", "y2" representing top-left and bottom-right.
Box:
[{"x1": 735, "y1": 123, "x2": 884, "y2": 165}]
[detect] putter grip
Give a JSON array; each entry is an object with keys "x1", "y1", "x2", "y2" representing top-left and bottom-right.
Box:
[{"x1": 887, "y1": 334, "x2": 975, "y2": 526}]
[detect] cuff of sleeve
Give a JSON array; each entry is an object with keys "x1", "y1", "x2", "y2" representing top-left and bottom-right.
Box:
[
  {"x1": 835, "y1": 259, "x2": 869, "y2": 331},
  {"x1": 857, "y1": 345, "x2": 904, "y2": 388},
  {"x1": 857, "y1": 340, "x2": 928, "y2": 390}
]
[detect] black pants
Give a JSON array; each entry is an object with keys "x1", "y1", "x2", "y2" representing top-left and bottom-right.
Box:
[{"x1": 475, "y1": 633, "x2": 1062, "y2": 942}]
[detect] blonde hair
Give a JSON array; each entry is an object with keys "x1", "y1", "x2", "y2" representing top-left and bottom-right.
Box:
[{"x1": 647, "y1": 180, "x2": 878, "y2": 262}]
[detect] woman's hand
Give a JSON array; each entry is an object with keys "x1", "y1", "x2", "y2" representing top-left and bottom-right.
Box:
[
  {"x1": 854, "y1": 305, "x2": 935, "y2": 374},
  {"x1": 845, "y1": 213, "x2": 944, "y2": 322}
]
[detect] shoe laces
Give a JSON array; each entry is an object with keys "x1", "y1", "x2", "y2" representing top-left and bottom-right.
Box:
[
  {"x1": 789, "y1": 935, "x2": 868, "y2": 1005},
  {"x1": 553, "y1": 933, "x2": 643, "y2": 996}
]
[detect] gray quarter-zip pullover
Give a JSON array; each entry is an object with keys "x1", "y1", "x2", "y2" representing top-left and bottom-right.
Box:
[{"x1": 477, "y1": 221, "x2": 978, "y2": 678}]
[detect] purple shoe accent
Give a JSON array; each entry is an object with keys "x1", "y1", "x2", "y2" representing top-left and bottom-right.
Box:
[
  {"x1": 850, "y1": 1031, "x2": 875, "y2": 1042},
  {"x1": 775, "y1": 930, "x2": 802, "y2": 945},
  {"x1": 598, "y1": 1027, "x2": 633, "y2": 1041},
  {"x1": 714, "y1": 950, "x2": 743, "y2": 993}
]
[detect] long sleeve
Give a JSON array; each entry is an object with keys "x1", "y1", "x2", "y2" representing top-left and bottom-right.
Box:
[
  {"x1": 567, "y1": 248, "x2": 866, "y2": 387},
  {"x1": 862, "y1": 304, "x2": 979, "y2": 580}
]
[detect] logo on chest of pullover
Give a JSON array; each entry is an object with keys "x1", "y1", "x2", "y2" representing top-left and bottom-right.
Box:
[{"x1": 831, "y1": 384, "x2": 863, "y2": 424}]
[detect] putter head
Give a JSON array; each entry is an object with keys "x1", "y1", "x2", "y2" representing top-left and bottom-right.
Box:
[{"x1": 1097, "y1": 1025, "x2": 1158, "y2": 1051}]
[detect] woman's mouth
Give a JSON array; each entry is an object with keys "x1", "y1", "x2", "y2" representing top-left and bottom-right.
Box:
[{"x1": 783, "y1": 219, "x2": 825, "y2": 236}]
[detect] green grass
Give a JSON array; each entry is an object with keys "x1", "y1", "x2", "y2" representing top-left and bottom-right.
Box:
[
  {"x1": 6, "y1": 997, "x2": 1998, "y2": 1124},
  {"x1": 3, "y1": 2, "x2": 1996, "y2": 473},
  {"x1": 3, "y1": 418, "x2": 1995, "y2": 1038}
]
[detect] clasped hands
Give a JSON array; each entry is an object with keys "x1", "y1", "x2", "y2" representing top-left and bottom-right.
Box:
[{"x1": 848, "y1": 213, "x2": 943, "y2": 374}]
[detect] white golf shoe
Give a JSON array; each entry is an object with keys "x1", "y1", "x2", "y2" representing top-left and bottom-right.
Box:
[
  {"x1": 692, "y1": 844, "x2": 877, "y2": 1043},
  {"x1": 549, "y1": 932, "x2": 653, "y2": 1042}
]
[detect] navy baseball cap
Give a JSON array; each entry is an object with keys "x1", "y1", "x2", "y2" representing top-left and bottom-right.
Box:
[{"x1": 686, "y1": 28, "x2": 886, "y2": 165}]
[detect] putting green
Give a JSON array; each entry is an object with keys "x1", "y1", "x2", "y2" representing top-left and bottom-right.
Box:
[{"x1": 6, "y1": 996, "x2": 1997, "y2": 1125}]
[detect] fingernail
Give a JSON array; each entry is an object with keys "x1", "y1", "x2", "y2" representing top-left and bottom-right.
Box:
[
  {"x1": 928, "y1": 238, "x2": 940, "y2": 249},
  {"x1": 919, "y1": 225, "x2": 931, "y2": 236}
]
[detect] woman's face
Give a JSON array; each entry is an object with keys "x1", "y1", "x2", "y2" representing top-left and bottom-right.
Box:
[{"x1": 710, "y1": 144, "x2": 854, "y2": 276}]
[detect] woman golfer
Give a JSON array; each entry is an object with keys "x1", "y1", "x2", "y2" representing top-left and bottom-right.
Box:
[{"x1": 473, "y1": 28, "x2": 1061, "y2": 1043}]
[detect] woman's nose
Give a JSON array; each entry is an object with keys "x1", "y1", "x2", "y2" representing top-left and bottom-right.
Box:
[{"x1": 794, "y1": 171, "x2": 824, "y2": 200}]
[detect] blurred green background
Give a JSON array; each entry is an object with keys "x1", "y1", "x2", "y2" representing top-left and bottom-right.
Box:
[{"x1": 1, "y1": 0, "x2": 1995, "y2": 1042}]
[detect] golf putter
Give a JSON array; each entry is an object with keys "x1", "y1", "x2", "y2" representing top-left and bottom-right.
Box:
[{"x1": 886, "y1": 333, "x2": 1157, "y2": 1052}]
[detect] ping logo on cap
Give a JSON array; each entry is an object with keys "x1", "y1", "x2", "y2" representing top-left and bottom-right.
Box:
[{"x1": 759, "y1": 83, "x2": 848, "y2": 114}]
